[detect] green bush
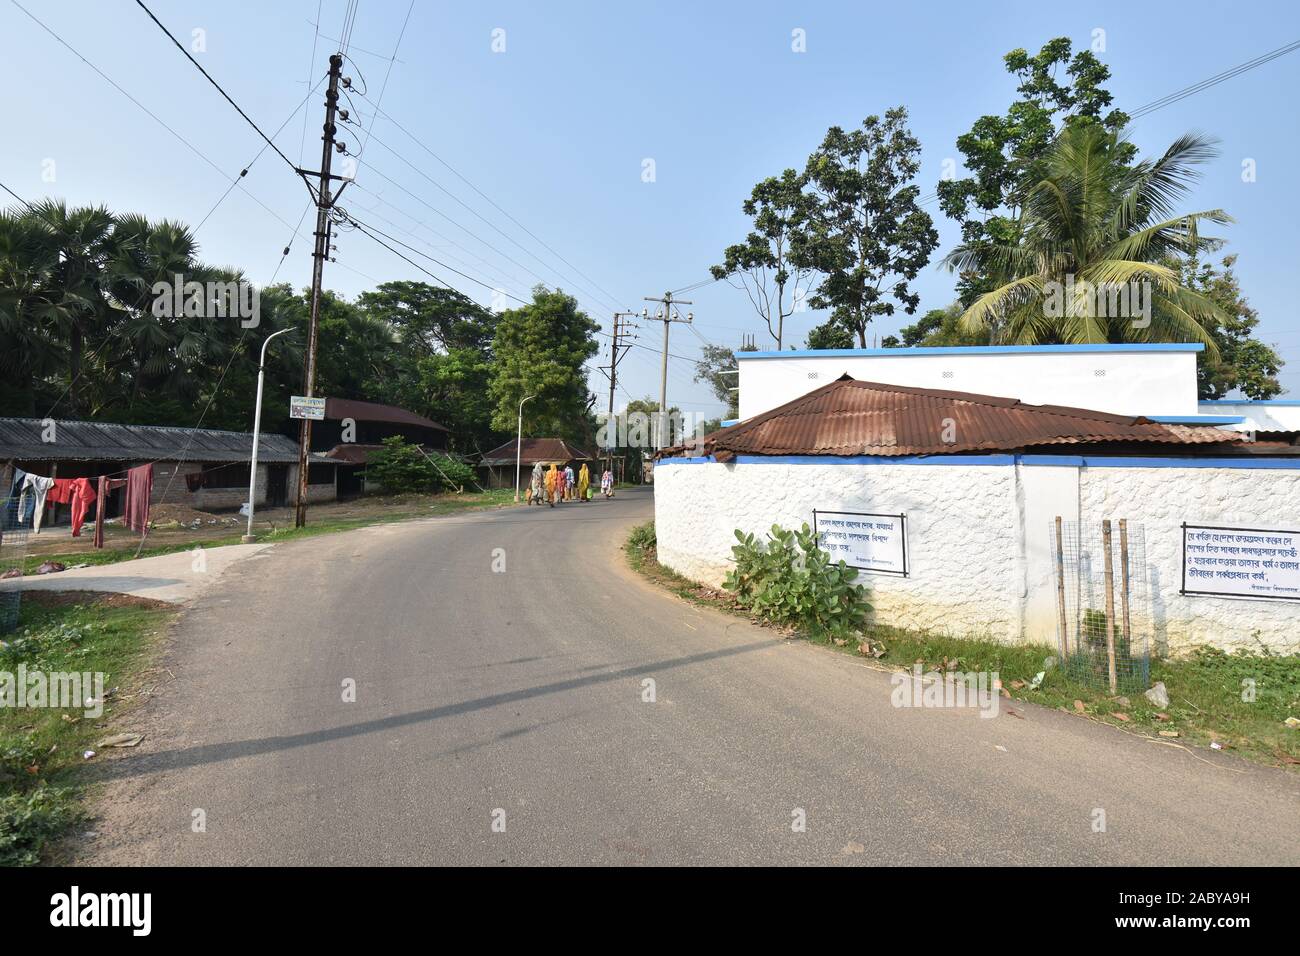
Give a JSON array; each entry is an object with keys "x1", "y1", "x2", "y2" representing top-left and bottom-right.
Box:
[
  {"x1": 724, "y1": 523, "x2": 870, "y2": 641},
  {"x1": 0, "y1": 786, "x2": 84, "y2": 866},
  {"x1": 428, "y1": 454, "x2": 476, "y2": 492},
  {"x1": 627, "y1": 521, "x2": 657, "y2": 555},
  {"x1": 366, "y1": 436, "x2": 435, "y2": 493}
]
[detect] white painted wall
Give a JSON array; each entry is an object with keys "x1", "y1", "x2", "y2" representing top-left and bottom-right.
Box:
[
  {"x1": 1198, "y1": 401, "x2": 1300, "y2": 432},
  {"x1": 654, "y1": 457, "x2": 1300, "y2": 655},
  {"x1": 738, "y1": 346, "x2": 1201, "y2": 420}
]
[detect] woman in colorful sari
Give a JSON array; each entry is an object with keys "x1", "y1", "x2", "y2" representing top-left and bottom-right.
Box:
[
  {"x1": 545, "y1": 464, "x2": 558, "y2": 505},
  {"x1": 529, "y1": 462, "x2": 545, "y2": 505},
  {"x1": 577, "y1": 464, "x2": 590, "y2": 502},
  {"x1": 601, "y1": 468, "x2": 614, "y2": 498}
]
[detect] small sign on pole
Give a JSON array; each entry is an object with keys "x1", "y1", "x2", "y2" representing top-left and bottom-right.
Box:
[{"x1": 290, "y1": 396, "x2": 326, "y2": 421}]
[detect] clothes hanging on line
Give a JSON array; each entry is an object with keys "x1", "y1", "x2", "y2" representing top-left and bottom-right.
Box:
[
  {"x1": 123, "y1": 464, "x2": 152, "y2": 534},
  {"x1": 49, "y1": 477, "x2": 97, "y2": 537},
  {"x1": 93, "y1": 475, "x2": 128, "y2": 549},
  {"x1": 18, "y1": 473, "x2": 55, "y2": 532},
  {"x1": 4, "y1": 467, "x2": 28, "y2": 530}
]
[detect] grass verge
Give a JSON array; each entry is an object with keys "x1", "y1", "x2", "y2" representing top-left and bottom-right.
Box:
[
  {"x1": 24, "y1": 488, "x2": 518, "y2": 571},
  {"x1": 625, "y1": 521, "x2": 1300, "y2": 770},
  {"x1": 0, "y1": 592, "x2": 177, "y2": 865}
]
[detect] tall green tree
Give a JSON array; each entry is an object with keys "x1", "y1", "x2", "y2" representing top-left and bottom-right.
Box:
[
  {"x1": 692, "y1": 343, "x2": 754, "y2": 419},
  {"x1": 801, "y1": 107, "x2": 939, "y2": 348},
  {"x1": 710, "y1": 170, "x2": 815, "y2": 350},
  {"x1": 488, "y1": 287, "x2": 599, "y2": 441},
  {"x1": 944, "y1": 125, "x2": 1230, "y2": 352},
  {"x1": 937, "y1": 38, "x2": 1131, "y2": 305},
  {"x1": 1179, "y1": 255, "x2": 1284, "y2": 399}
]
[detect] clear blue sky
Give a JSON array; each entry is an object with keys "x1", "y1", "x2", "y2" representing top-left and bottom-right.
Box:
[{"x1": 4, "y1": 0, "x2": 1299, "y2": 417}]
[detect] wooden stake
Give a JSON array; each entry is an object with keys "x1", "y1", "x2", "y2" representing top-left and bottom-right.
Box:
[
  {"x1": 1054, "y1": 516, "x2": 1069, "y2": 659},
  {"x1": 1102, "y1": 519, "x2": 1118, "y2": 694},
  {"x1": 1118, "y1": 519, "x2": 1133, "y2": 658}
]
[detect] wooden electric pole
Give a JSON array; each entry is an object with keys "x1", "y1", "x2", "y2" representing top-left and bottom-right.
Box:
[
  {"x1": 642, "y1": 292, "x2": 692, "y2": 450},
  {"x1": 294, "y1": 52, "x2": 346, "y2": 528}
]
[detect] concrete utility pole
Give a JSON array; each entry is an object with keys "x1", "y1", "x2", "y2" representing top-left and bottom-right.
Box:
[
  {"x1": 598, "y1": 311, "x2": 639, "y2": 476},
  {"x1": 294, "y1": 52, "x2": 347, "y2": 528},
  {"x1": 642, "y1": 292, "x2": 693, "y2": 450},
  {"x1": 243, "y1": 327, "x2": 293, "y2": 543}
]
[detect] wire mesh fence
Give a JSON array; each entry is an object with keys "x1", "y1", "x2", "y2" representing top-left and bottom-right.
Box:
[
  {"x1": 0, "y1": 496, "x2": 30, "y2": 633},
  {"x1": 1051, "y1": 517, "x2": 1151, "y2": 694}
]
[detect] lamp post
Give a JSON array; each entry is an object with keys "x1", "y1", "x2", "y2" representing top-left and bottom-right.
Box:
[
  {"x1": 514, "y1": 394, "x2": 536, "y2": 503},
  {"x1": 242, "y1": 327, "x2": 293, "y2": 543}
]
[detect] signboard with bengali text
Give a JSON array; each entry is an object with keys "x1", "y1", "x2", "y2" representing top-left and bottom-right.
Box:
[
  {"x1": 290, "y1": 396, "x2": 326, "y2": 421},
  {"x1": 813, "y1": 510, "x2": 908, "y2": 577},
  {"x1": 1181, "y1": 524, "x2": 1300, "y2": 601}
]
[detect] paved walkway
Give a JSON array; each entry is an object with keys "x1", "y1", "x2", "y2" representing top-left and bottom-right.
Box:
[{"x1": 0, "y1": 543, "x2": 274, "y2": 604}]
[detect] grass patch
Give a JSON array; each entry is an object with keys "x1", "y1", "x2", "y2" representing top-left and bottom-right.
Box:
[
  {"x1": 625, "y1": 521, "x2": 1300, "y2": 770},
  {"x1": 0, "y1": 593, "x2": 177, "y2": 865}
]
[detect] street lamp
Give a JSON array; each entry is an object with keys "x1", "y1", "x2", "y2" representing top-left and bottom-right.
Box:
[
  {"x1": 514, "y1": 394, "x2": 536, "y2": 503},
  {"x1": 242, "y1": 327, "x2": 293, "y2": 543}
]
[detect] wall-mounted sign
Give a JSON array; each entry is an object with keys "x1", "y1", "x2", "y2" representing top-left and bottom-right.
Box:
[
  {"x1": 290, "y1": 396, "x2": 326, "y2": 420},
  {"x1": 1181, "y1": 523, "x2": 1300, "y2": 601},
  {"x1": 813, "y1": 510, "x2": 908, "y2": 577}
]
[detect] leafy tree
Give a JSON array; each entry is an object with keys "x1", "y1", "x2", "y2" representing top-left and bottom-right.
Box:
[
  {"x1": 710, "y1": 169, "x2": 815, "y2": 349},
  {"x1": 881, "y1": 304, "x2": 990, "y2": 348},
  {"x1": 801, "y1": 107, "x2": 939, "y2": 347},
  {"x1": 1179, "y1": 255, "x2": 1283, "y2": 399},
  {"x1": 944, "y1": 125, "x2": 1229, "y2": 352},
  {"x1": 937, "y1": 38, "x2": 1131, "y2": 305},
  {"x1": 805, "y1": 320, "x2": 855, "y2": 350},
  {"x1": 692, "y1": 343, "x2": 750, "y2": 418},
  {"x1": 488, "y1": 287, "x2": 599, "y2": 440}
]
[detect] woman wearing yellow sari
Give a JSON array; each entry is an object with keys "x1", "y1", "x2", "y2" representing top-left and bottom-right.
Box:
[
  {"x1": 577, "y1": 464, "x2": 590, "y2": 502},
  {"x1": 545, "y1": 464, "x2": 558, "y2": 505}
]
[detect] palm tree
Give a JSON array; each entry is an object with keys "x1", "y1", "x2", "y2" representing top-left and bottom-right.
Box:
[{"x1": 944, "y1": 126, "x2": 1230, "y2": 355}]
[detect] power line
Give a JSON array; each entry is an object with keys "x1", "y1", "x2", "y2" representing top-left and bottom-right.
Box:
[
  {"x1": 358, "y1": 126, "x2": 625, "y2": 314},
  {"x1": 133, "y1": 0, "x2": 307, "y2": 189},
  {"x1": 298, "y1": 1, "x2": 324, "y2": 168},
  {"x1": 354, "y1": 90, "x2": 626, "y2": 309},
  {"x1": 345, "y1": 213, "x2": 530, "y2": 304},
  {"x1": 358, "y1": 0, "x2": 414, "y2": 157},
  {"x1": 1130, "y1": 39, "x2": 1300, "y2": 118},
  {"x1": 11, "y1": 0, "x2": 305, "y2": 238}
]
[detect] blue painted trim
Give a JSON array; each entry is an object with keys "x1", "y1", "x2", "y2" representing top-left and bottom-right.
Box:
[
  {"x1": 1147, "y1": 415, "x2": 1245, "y2": 425},
  {"x1": 1199, "y1": 400, "x2": 1300, "y2": 407},
  {"x1": 732, "y1": 454, "x2": 1018, "y2": 466},
  {"x1": 658, "y1": 452, "x2": 1300, "y2": 470},
  {"x1": 720, "y1": 419, "x2": 740, "y2": 428},
  {"x1": 1019, "y1": 455, "x2": 1086, "y2": 467},
  {"x1": 1023, "y1": 454, "x2": 1300, "y2": 470},
  {"x1": 739, "y1": 343, "x2": 1206, "y2": 359}
]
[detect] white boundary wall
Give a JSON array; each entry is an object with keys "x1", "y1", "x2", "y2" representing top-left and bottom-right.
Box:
[
  {"x1": 738, "y1": 345, "x2": 1202, "y2": 420},
  {"x1": 654, "y1": 456, "x2": 1300, "y2": 655}
]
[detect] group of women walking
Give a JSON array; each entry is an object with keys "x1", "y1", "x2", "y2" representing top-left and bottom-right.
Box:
[{"x1": 527, "y1": 462, "x2": 615, "y2": 507}]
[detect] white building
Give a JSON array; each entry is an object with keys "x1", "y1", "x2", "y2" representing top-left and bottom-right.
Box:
[{"x1": 657, "y1": 345, "x2": 1300, "y2": 656}]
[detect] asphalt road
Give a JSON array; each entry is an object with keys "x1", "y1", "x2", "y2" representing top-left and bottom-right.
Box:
[{"x1": 81, "y1": 487, "x2": 1300, "y2": 866}]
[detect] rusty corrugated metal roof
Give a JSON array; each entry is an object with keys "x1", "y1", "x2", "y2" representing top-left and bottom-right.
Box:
[
  {"x1": 324, "y1": 397, "x2": 448, "y2": 431},
  {"x1": 662, "y1": 377, "x2": 1245, "y2": 461},
  {"x1": 479, "y1": 437, "x2": 594, "y2": 466}
]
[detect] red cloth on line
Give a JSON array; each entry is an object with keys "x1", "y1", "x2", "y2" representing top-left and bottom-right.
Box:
[
  {"x1": 46, "y1": 477, "x2": 76, "y2": 505},
  {"x1": 124, "y1": 464, "x2": 153, "y2": 534},
  {"x1": 67, "y1": 477, "x2": 96, "y2": 537}
]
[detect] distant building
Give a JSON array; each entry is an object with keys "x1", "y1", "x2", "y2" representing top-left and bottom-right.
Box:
[
  {"x1": 0, "y1": 417, "x2": 338, "y2": 525},
  {"x1": 477, "y1": 438, "x2": 594, "y2": 489},
  {"x1": 315, "y1": 398, "x2": 450, "y2": 496}
]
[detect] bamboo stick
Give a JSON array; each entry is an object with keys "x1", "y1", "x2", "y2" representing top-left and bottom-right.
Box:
[
  {"x1": 1054, "y1": 516, "x2": 1069, "y2": 659},
  {"x1": 1102, "y1": 519, "x2": 1118, "y2": 694}
]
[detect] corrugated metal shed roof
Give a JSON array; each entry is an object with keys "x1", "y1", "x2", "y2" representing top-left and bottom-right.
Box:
[
  {"x1": 324, "y1": 398, "x2": 447, "y2": 431},
  {"x1": 479, "y1": 437, "x2": 594, "y2": 466},
  {"x1": 0, "y1": 417, "x2": 305, "y2": 464},
  {"x1": 663, "y1": 376, "x2": 1247, "y2": 461}
]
